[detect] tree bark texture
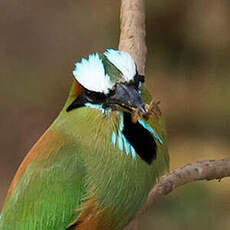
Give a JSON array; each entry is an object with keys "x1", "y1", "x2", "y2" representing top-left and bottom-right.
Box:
[{"x1": 118, "y1": 0, "x2": 147, "y2": 75}]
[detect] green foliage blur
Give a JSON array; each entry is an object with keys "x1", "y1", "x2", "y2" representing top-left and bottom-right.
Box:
[{"x1": 0, "y1": 0, "x2": 230, "y2": 229}]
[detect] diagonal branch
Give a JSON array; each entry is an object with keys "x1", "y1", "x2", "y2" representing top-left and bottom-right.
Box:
[
  {"x1": 124, "y1": 158, "x2": 230, "y2": 230},
  {"x1": 145, "y1": 158, "x2": 230, "y2": 205}
]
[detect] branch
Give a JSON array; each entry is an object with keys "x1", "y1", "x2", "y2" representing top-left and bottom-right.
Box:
[
  {"x1": 118, "y1": 0, "x2": 147, "y2": 75},
  {"x1": 146, "y1": 158, "x2": 230, "y2": 204},
  {"x1": 124, "y1": 158, "x2": 230, "y2": 230}
]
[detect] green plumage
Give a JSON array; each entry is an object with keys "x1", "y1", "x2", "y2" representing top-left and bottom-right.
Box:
[{"x1": 0, "y1": 53, "x2": 169, "y2": 230}]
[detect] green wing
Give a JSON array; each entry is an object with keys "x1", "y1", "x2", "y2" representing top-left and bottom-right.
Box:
[{"x1": 0, "y1": 127, "x2": 86, "y2": 230}]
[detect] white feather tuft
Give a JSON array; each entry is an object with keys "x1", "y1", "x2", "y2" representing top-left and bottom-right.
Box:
[
  {"x1": 104, "y1": 49, "x2": 136, "y2": 82},
  {"x1": 73, "y1": 53, "x2": 114, "y2": 94}
]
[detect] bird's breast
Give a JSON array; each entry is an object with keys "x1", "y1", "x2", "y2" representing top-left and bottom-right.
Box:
[{"x1": 76, "y1": 109, "x2": 161, "y2": 229}]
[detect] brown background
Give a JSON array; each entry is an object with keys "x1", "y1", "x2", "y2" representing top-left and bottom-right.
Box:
[{"x1": 1, "y1": 1, "x2": 230, "y2": 229}]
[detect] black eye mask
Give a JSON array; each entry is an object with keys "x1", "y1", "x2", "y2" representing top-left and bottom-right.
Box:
[
  {"x1": 66, "y1": 75, "x2": 144, "y2": 112},
  {"x1": 66, "y1": 88, "x2": 107, "y2": 112}
]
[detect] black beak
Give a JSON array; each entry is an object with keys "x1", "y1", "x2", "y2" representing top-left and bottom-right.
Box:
[{"x1": 106, "y1": 83, "x2": 146, "y2": 113}]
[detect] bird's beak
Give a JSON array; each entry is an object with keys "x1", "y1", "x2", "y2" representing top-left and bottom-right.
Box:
[{"x1": 106, "y1": 83, "x2": 146, "y2": 114}]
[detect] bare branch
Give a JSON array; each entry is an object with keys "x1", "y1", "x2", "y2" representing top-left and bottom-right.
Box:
[
  {"x1": 124, "y1": 158, "x2": 230, "y2": 230},
  {"x1": 146, "y1": 158, "x2": 230, "y2": 205},
  {"x1": 118, "y1": 0, "x2": 147, "y2": 75}
]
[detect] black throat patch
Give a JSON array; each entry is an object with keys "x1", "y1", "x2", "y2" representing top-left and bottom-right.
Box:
[{"x1": 122, "y1": 112, "x2": 157, "y2": 164}]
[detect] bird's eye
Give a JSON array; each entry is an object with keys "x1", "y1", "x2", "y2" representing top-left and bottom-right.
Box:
[
  {"x1": 129, "y1": 74, "x2": 145, "y2": 90},
  {"x1": 84, "y1": 90, "x2": 92, "y2": 97},
  {"x1": 107, "y1": 85, "x2": 116, "y2": 97},
  {"x1": 134, "y1": 74, "x2": 145, "y2": 83}
]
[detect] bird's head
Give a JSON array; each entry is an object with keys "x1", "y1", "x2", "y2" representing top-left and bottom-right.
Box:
[
  {"x1": 66, "y1": 49, "x2": 163, "y2": 164},
  {"x1": 67, "y1": 49, "x2": 147, "y2": 118}
]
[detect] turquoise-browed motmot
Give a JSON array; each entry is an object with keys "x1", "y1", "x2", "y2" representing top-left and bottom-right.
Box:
[{"x1": 0, "y1": 49, "x2": 169, "y2": 230}]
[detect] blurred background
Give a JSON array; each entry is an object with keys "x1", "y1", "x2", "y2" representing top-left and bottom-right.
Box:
[{"x1": 0, "y1": 0, "x2": 230, "y2": 229}]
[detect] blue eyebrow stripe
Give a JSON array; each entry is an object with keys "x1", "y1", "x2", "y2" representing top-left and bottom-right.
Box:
[{"x1": 137, "y1": 118, "x2": 163, "y2": 144}]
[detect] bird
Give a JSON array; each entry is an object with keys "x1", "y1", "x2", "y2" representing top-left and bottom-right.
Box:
[{"x1": 0, "y1": 49, "x2": 169, "y2": 230}]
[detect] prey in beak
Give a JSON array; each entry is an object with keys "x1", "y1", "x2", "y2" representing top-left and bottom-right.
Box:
[
  {"x1": 131, "y1": 98, "x2": 162, "y2": 123},
  {"x1": 67, "y1": 80, "x2": 162, "y2": 124},
  {"x1": 103, "y1": 82, "x2": 161, "y2": 123}
]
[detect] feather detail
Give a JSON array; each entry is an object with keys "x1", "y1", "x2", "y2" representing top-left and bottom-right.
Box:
[
  {"x1": 70, "y1": 198, "x2": 113, "y2": 230},
  {"x1": 74, "y1": 81, "x2": 83, "y2": 97},
  {"x1": 73, "y1": 53, "x2": 114, "y2": 94},
  {"x1": 104, "y1": 49, "x2": 136, "y2": 82},
  {"x1": 6, "y1": 129, "x2": 64, "y2": 200},
  {"x1": 0, "y1": 128, "x2": 86, "y2": 230}
]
